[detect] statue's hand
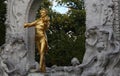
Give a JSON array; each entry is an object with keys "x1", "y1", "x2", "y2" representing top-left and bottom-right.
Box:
[{"x1": 24, "y1": 23, "x2": 28, "y2": 28}]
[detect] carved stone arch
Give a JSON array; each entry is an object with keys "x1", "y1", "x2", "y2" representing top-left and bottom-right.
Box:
[
  {"x1": 5, "y1": 0, "x2": 42, "y2": 66},
  {"x1": 0, "y1": 0, "x2": 42, "y2": 75},
  {"x1": 25, "y1": 0, "x2": 42, "y2": 66}
]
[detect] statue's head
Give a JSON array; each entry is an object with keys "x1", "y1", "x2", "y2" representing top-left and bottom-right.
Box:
[{"x1": 39, "y1": 8, "x2": 48, "y2": 17}]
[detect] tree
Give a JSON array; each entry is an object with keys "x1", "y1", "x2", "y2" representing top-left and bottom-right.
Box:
[
  {"x1": 0, "y1": 0, "x2": 6, "y2": 46},
  {"x1": 35, "y1": 0, "x2": 86, "y2": 66}
]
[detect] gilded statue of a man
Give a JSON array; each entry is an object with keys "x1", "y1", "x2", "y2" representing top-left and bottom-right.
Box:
[{"x1": 24, "y1": 8, "x2": 50, "y2": 73}]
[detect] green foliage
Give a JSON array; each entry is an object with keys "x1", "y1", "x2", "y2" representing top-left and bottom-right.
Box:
[
  {"x1": 0, "y1": 0, "x2": 6, "y2": 46},
  {"x1": 35, "y1": 0, "x2": 86, "y2": 66},
  {"x1": 55, "y1": 0, "x2": 84, "y2": 10}
]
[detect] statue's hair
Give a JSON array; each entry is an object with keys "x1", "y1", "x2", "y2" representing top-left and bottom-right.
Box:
[{"x1": 40, "y1": 8, "x2": 48, "y2": 14}]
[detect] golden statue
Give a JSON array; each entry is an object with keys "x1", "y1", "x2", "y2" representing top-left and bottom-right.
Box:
[{"x1": 24, "y1": 8, "x2": 50, "y2": 73}]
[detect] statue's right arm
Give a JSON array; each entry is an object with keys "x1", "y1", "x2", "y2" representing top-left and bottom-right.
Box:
[
  {"x1": 24, "y1": 20, "x2": 37, "y2": 28},
  {"x1": 77, "y1": 55, "x2": 97, "y2": 68}
]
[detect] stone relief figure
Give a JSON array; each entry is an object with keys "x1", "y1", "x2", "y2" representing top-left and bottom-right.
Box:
[
  {"x1": 24, "y1": 8, "x2": 50, "y2": 73},
  {"x1": 0, "y1": 38, "x2": 29, "y2": 76},
  {"x1": 84, "y1": 26, "x2": 98, "y2": 62},
  {"x1": 80, "y1": 30, "x2": 109, "y2": 76},
  {"x1": 78, "y1": 27, "x2": 120, "y2": 76},
  {"x1": 86, "y1": 26, "x2": 98, "y2": 47},
  {"x1": 91, "y1": 0, "x2": 114, "y2": 41}
]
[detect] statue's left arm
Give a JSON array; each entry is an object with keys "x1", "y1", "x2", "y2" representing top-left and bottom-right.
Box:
[{"x1": 24, "y1": 20, "x2": 38, "y2": 28}]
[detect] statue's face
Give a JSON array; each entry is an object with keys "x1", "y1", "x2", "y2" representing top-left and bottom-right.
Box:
[
  {"x1": 98, "y1": 31, "x2": 109, "y2": 42},
  {"x1": 40, "y1": 10, "x2": 47, "y2": 17}
]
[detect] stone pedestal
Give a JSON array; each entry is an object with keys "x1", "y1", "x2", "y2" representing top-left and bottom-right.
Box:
[
  {"x1": 28, "y1": 73, "x2": 44, "y2": 76},
  {"x1": 28, "y1": 72, "x2": 79, "y2": 76}
]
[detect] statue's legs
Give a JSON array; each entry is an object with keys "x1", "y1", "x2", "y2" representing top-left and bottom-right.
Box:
[
  {"x1": 38, "y1": 39, "x2": 47, "y2": 73},
  {"x1": 37, "y1": 40, "x2": 41, "y2": 54}
]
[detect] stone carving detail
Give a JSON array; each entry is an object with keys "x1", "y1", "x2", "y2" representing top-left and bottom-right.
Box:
[
  {"x1": 81, "y1": 0, "x2": 120, "y2": 76},
  {"x1": 0, "y1": 39, "x2": 29, "y2": 76},
  {"x1": 5, "y1": 0, "x2": 28, "y2": 42},
  {"x1": 113, "y1": 0, "x2": 120, "y2": 41},
  {"x1": 0, "y1": 0, "x2": 38, "y2": 76}
]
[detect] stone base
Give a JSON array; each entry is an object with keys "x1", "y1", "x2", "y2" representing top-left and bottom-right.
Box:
[
  {"x1": 28, "y1": 73, "x2": 44, "y2": 76},
  {"x1": 28, "y1": 72, "x2": 79, "y2": 76}
]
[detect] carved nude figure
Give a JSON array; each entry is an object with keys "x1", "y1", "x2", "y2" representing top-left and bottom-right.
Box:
[
  {"x1": 24, "y1": 8, "x2": 50, "y2": 73},
  {"x1": 78, "y1": 28, "x2": 120, "y2": 76}
]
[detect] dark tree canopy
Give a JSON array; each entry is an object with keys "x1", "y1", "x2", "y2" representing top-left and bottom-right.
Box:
[{"x1": 35, "y1": 0, "x2": 86, "y2": 66}]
